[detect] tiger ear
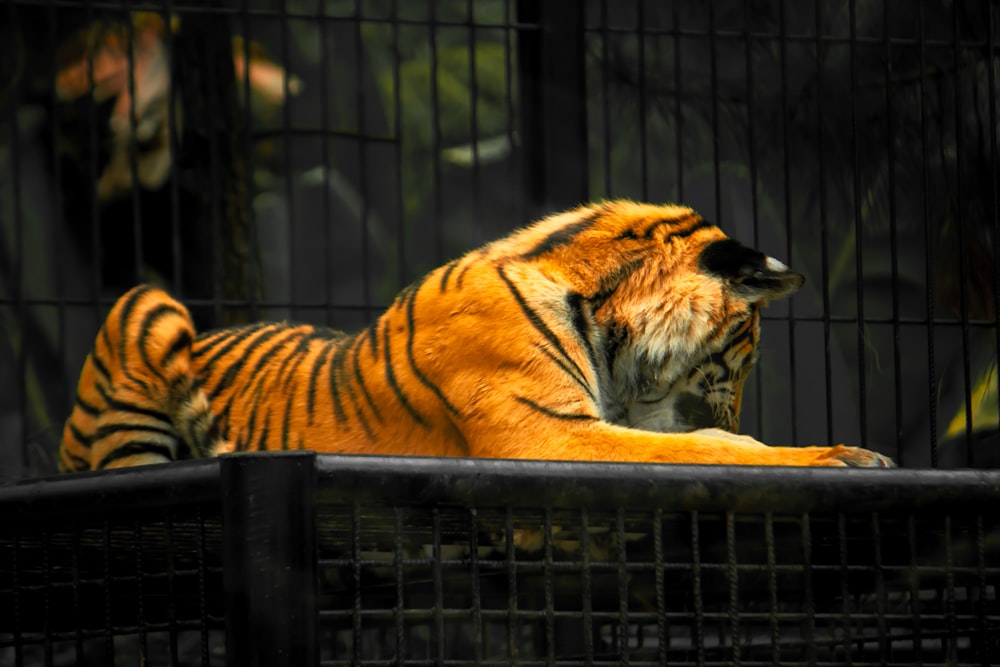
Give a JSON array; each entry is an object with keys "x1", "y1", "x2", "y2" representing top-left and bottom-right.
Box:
[{"x1": 698, "y1": 239, "x2": 805, "y2": 303}]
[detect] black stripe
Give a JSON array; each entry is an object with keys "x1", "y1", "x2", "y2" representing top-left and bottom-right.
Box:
[
  {"x1": 496, "y1": 265, "x2": 592, "y2": 389},
  {"x1": 207, "y1": 326, "x2": 288, "y2": 400},
  {"x1": 68, "y1": 422, "x2": 94, "y2": 448},
  {"x1": 566, "y1": 292, "x2": 598, "y2": 376},
  {"x1": 668, "y1": 218, "x2": 713, "y2": 240},
  {"x1": 352, "y1": 335, "x2": 382, "y2": 424},
  {"x1": 328, "y1": 337, "x2": 350, "y2": 424},
  {"x1": 382, "y1": 321, "x2": 428, "y2": 427},
  {"x1": 254, "y1": 411, "x2": 271, "y2": 451},
  {"x1": 366, "y1": 325, "x2": 378, "y2": 359},
  {"x1": 105, "y1": 397, "x2": 171, "y2": 424},
  {"x1": 97, "y1": 441, "x2": 175, "y2": 470},
  {"x1": 520, "y1": 213, "x2": 599, "y2": 260},
  {"x1": 535, "y1": 344, "x2": 595, "y2": 401},
  {"x1": 74, "y1": 394, "x2": 102, "y2": 416},
  {"x1": 514, "y1": 395, "x2": 597, "y2": 421},
  {"x1": 404, "y1": 286, "x2": 461, "y2": 417},
  {"x1": 115, "y1": 287, "x2": 153, "y2": 389},
  {"x1": 159, "y1": 328, "x2": 193, "y2": 373},
  {"x1": 138, "y1": 303, "x2": 190, "y2": 380},
  {"x1": 281, "y1": 390, "x2": 294, "y2": 450},
  {"x1": 277, "y1": 330, "x2": 316, "y2": 395},
  {"x1": 91, "y1": 350, "x2": 111, "y2": 381},
  {"x1": 307, "y1": 341, "x2": 337, "y2": 426},
  {"x1": 61, "y1": 449, "x2": 90, "y2": 470},
  {"x1": 95, "y1": 422, "x2": 176, "y2": 440},
  {"x1": 194, "y1": 322, "x2": 270, "y2": 367},
  {"x1": 439, "y1": 259, "x2": 460, "y2": 292}
]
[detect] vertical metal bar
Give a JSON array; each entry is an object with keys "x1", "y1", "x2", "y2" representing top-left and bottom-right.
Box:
[
  {"x1": 125, "y1": 3, "x2": 144, "y2": 287},
  {"x1": 393, "y1": 506, "x2": 406, "y2": 666},
  {"x1": 871, "y1": 512, "x2": 887, "y2": 662},
  {"x1": 951, "y1": 0, "x2": 975, "y2": 464},
  {"x1": 469, "y1": 508, "x2": 483, "y2": 666},
  {"x1": 505, "y1": 507, "x2": 520, "y2": 665},
  {"x1": 815, "y1": 0, "x2": 835, "y2": 446},
  {"x1": 800, "y1": 514, "x2": 816, "y2": 665},
  {"x1": 165, "y1": 510, "x2": 179, "y2": 667},
  {"x1": 281, "y1": 1, "x2": 296, "y2": 316},
  {"x1": 161, "y1": 0, "x2": 182, "y2": 297},
  {"x1": 944, "y1": 514, "x2": 958, "y2": 661},
  {"x1": 197, "y1": 506, "x2": 211, "y2": 666},
  {"x1": 4, "y1": 0, "x2": 27, "y2": 473},
  {"x1": 882, "y1": 0, "x2": 904, "y2": 464},
  {"x1": 389, "y1": 0, "x2": 407, "y2": 287},
  {"x1": 917, "y1": 1, "x2": 939, "y2": 467},
  {"x1": 319, "y1": 0, "x2": 333, "y2": 323},
  {"x1": 239, "y1": 0, "x2": 258, "y2": 320},
  {"x1": 432, "y1": 508, "x2": 445, "y2": 663},
  {"x1": 725, "y1": 512, "x2": 740, "y2": 667},
  {"x1": 135, "y1": 518, "x2": 148, "y2": 662},
  {"x1": 580, "y1": 507, "x2": 594, "y2": 666},
  {"x1": 599, "y1": 0, "x2": 612, "y2": 197},
  {"x1": 41, "y1": 530, "x2": 52, "y2": 667},
  {"x1": 690, "y1": 511, "x2": 704, "y2": 667},
  {"x1": 975, "y1": 514, "x2": 987, "y2": 664},
  {"x1": 221, "y1": 452, "x2": 318, "y2": 667},
  {"x1": 848, "y1": 0, "x2": 869, "y2": 446},
  {"x1": 352, "y1": 501, "x2": 361, "y2": 666},
  {"x1": 764, "y1": 513, "x2": 779, "y2": 666},
  {"x1": 778, "y1": 0, "x2": 798, "y2": 444},
  {"x1": 11, "y1": 535, "x2": 21, "y2": 667},
  {"x1": 637, "y1": 0, "x2": 649, "y2": 201},
  {"x1": 543, "y1": 508, "x2": 555, "y2": 665},
  {"x1": 671, "y1": 0, "x2": 684, "y2": 202},
  {"x1": 504, "y1": 0, "x2": 525, "y2": 224},
  {"x1": 837, "y1": 513, "x2": 854, "y2": 663},
  {"x1": 988, "y1": 1, "x2": 1000, "y2": 439},
  {"x1": 103, "y1": 522, "x2": 113, "y2": 661},
  {"x1": 616, "y1": 507, "x2": 629, "y2": 666},
  {"x1": 428, "y1": 0, "x2": 444, "y2": 264},
  {"x1": 466, "y1": 0, "x2": 483, "y2": 232},
  {"x1": 906, "y1": 514, "x2": 923, "y2": 663},
  {"x1": 652, "y1": 509, "x2": 666, "y2": 667},
  {"x1": 353, "y1": 0, "x2": 373, "y2": 312},
  {"x1": 47, "y1": 0, "x2": 70, "y2": 429},
  {"x1": 516, "y1": 0, "x2": 589, "y2": 211},
  {"x1": 71, "y1": 529, "x2": 83, "y2": 663},
  {"x1": 707, "y1": 0, "x2": 720, "y2": 222},
  {"x1": 744, "y1": 0, "x2": 764, "y2": 434}
]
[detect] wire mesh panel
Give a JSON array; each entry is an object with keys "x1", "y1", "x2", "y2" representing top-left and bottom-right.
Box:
[
  {"x1": 0, "y1": 462, "x2": 225, "y2": 667},
  {"x1": 313, "y1": 456, "x2": 1000, "y2": 666},
  {"x1": 0, "y1": 453, "x2": 999, "y2": 666}
]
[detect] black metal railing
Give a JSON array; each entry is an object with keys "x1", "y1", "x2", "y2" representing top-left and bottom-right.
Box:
[{"x1": 2, "y1": 452, "x2": 999, "y2": 666}]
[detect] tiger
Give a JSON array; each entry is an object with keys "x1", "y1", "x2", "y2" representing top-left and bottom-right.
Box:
[{"x1": 58, "y1": 200, "x2": 894, "y2": 472}]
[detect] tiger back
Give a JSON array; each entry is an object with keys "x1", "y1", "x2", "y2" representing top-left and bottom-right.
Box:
[{"x1": 59, "y1": 201, "x2": 894, "y2": 471}]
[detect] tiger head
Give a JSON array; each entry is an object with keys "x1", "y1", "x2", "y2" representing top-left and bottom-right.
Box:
[{"x1": 509, "y1": 200, "x2": 805, "y2": 434}]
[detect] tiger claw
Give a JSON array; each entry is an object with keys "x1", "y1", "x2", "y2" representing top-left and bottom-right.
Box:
[{"x1": 821, "y1": 445, "x2": 896, "y2": 468}]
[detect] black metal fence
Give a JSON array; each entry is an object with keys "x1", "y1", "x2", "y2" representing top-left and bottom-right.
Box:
[
  {"x1": 3, "y1": 452, "x2": 999, "y2": 666},
  {"x1": 1, "y1": 0, "x2": 999, "y2": 475},
  {"x1": 3, "y1": 0, "x2": 1000, "y2": 665}
]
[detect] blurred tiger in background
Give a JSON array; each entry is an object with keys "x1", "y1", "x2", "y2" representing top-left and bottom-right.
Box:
[{"x1": 58, "y1": 201, "x2": 895, "y2": 471}]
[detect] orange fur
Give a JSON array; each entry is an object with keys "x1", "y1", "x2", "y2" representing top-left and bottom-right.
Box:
[{"x1": 59, "y1": 201, "x2": 894, "y2": 471}]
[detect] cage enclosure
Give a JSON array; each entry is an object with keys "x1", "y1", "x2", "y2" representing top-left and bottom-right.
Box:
[{"x1": 2, "y1": 0, "x2": 1000, "y2": 664}]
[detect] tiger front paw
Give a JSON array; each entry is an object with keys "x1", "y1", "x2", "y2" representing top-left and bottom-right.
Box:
[{"x1": 816, "y1": 445, "x2": 895, "y2": 468}]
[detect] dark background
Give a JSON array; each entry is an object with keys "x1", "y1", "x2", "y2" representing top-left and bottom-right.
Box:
[{"x1": 1, "y1": 0, "x2": 998, "y2": 476}]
